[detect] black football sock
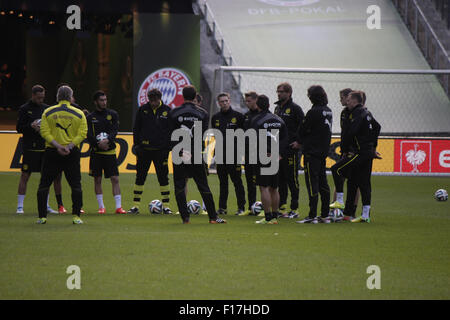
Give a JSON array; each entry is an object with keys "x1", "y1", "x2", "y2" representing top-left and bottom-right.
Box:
[{"x1": 56, "y1": 194, "x2": 63, "y2": 206}]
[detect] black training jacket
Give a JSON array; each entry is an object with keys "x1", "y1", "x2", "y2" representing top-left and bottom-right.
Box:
[
  {"x1": 274, "y1": 98, "x2": 304, "y2": 149},
  {"x1": 86, "y1": 108, "x2": 119, "y2": 153},
  {"x1": 211, "y1": 107, "x2": 245, "y2": 162},
  {"x1": 133, "y1": 102, "x2": 171, "y2": 150},
  {"x1": 168, "y1": 102, "x2": 210, "y2": 161},
  {"x1": 243, "y1": 109, "x2": 260, "y2": 131},
  {"x1": 16, "y1": 100, "x2": 48, "y2": 151},
  {"x1": 243, "y1": 109, "x2": 260, "y2": 163},
  {"x1": 341, "y1": 105, "x2": 381, "y2": 156},
  {"x1": 339, "y1": 107, "x2": 354, "y2": 154},
  {"x1": 298, "y1": 104, "x2": 333, "y2": 158},
  {"x1": 250, "y1": 109, "x2": 289, "y2": 159}
]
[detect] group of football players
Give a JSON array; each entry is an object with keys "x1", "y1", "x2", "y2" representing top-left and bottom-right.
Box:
[{"x1": 16, "y1": 81, "x2": 380, "y2": 225}]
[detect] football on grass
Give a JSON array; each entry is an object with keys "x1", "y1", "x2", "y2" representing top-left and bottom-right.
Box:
[
  {"x1": 149, "y1": 199, "x2": 163, "y2": 214},
  {"x1": 251, "y1": 201, "x2": 263, "y2": 215},
  {"x1": 187, "y1": 200, "x2": 201, "y2": 215},
  {"x1": 329, "y1": 208, "x2": 344, "y2": 222},
  {"x1": 434, "y1": 189, "x2": 448, "y2": 202}
]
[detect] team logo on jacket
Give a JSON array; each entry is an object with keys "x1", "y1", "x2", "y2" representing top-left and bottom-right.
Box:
[
  {"x1": 264, "y1": 122, "x2": 281, "y2": 128},
  {"x1": 138, "y1": 68, "x2": 191, "y2": 108},
  {"x1": 258, "y1": 0, "x2": 320, "y2": 6}
]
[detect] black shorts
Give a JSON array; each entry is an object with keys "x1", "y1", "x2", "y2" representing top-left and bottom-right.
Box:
[
  {"x1": 256, "y1": 163, "x2": 279, "y2": 188},
  {"x1": 89, "y1": 153, "x2": 119, "y2": 178},
  {"x1": 22, "y1": 150, "x2": 44, "y2": 173}
]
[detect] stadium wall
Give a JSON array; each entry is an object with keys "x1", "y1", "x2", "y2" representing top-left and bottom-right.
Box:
[{"x1": 1, "y1": 131, "x2": 449, "y2": 176}]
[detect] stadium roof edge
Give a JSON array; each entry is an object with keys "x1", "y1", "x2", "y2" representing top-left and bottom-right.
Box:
[{"x1": 218, "y1": 66, "x2": 450, "y2": 75}]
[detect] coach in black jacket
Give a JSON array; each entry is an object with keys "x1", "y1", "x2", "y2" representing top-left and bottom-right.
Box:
[
  {"x1": 296, "y1": 85, "x2": 332, "y2": 224},
  {"x1": 274, "y1": 82, "x2": 304, "y2": 218}
]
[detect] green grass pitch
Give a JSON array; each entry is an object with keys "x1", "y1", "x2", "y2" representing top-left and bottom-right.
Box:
[{"x1": 0, "y1": 171, "x2": 448, "y2": 299}]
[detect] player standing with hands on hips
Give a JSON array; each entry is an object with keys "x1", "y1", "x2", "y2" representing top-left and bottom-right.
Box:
[
  {"x1": 36, "y1": 85, "x2": 87, "y2": 224},
  {"x1": 86, "y1": 90, "x2": 126, "y2": 214}
]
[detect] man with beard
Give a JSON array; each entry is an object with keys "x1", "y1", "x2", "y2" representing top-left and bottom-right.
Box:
[{"x1": 274, "y1": 82, "x2": 304, "y2": 219}]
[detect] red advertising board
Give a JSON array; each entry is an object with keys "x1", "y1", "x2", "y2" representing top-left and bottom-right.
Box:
[{"x1": 394, "y1": 139, "x2": 450, "y2": 174}]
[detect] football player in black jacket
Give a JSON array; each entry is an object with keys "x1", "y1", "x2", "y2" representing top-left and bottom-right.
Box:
[
  {"x1": 342, "y1": 91, "x2": 381, "y2": 223},
  {"x1": 296, "y1": 85, "x2": 332, "y2": 224},
  {"x1": 128, "y1": 88, "x2": 173, "y2": 215},
  {"x1": 168, "y1": 85, "x2": 226, "y2": 224},
  {"x1": 86, "y1": 91, "x2": 126, "y2": 214},
  {"x1": 211, "y1": 92, "x2": 246, "y2": 215},
  {"x1": 274, "y1": 82, "x2": 304, "y2": 219},
  {"x1": 329, "y1": 88, "x2": 361, "y2": 220},
  {"x1": 16, "y1": 85, "x2": 60, "y2": 215},
  {"x1": 252, "y1": 95, "x2": 288, "y2": 225},
  {"x1": 238, "y1": 91, "x2": 260, "y2": 216}
]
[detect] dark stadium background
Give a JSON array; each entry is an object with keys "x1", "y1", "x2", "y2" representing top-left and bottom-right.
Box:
[{"x1": 0, "y1": 0, "x2": 196, "y2": 131}]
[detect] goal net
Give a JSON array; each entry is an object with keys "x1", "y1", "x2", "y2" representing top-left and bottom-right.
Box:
[{"x1": 208, "y1": 67, "x2": 450, "y2": 176}]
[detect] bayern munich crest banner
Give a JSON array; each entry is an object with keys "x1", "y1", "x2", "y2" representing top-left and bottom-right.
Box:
[{"x1": 133, "y1": 13, "x2": 200, "y2": 115}]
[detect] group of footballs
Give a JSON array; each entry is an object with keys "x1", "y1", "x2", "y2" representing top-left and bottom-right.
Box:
[
  {"x1": 148, "y1": 189, "x2": 447, "y2": 217},
  {"x1": 148, "y1": 199, "x2": 264, "y2": 215}
]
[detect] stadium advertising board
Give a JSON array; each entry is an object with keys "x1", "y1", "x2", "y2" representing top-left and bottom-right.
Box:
[
  {"x1": 394, "y1": 139, "x2": 450, "y2": 174},
  {"x1": 0, "y1": 133, "x2": 169, "y2": 174},
  {"x1": 2, "y1": 132, "x2": 448, "y2": 175}
]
